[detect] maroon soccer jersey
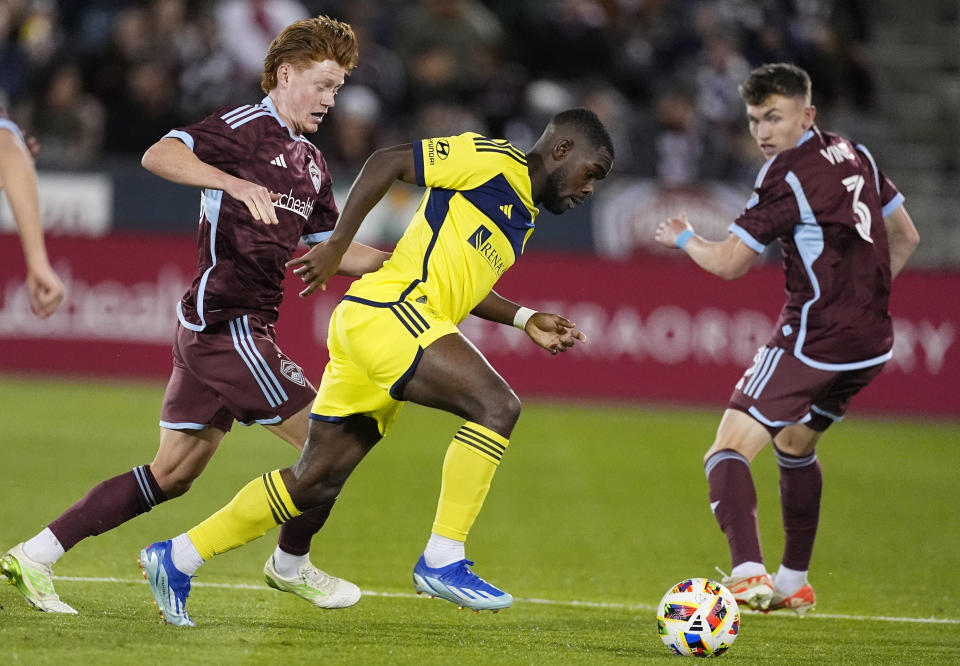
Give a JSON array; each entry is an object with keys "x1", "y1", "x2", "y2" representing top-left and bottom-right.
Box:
[
  {"x1": 730, "y1": 127, "x2": 904, "y2": 369},
  {"x1": 165, "y1": 97, "x2": 339, "y2": 330}
]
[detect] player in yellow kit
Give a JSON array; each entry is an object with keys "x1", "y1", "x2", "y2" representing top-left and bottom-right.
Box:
[
  {"x1": 139, "y1": 108, "x2": 614, "y2": 625},
  {"x1": 311, "y1": 131, "x2": 547, "y2": 437}
]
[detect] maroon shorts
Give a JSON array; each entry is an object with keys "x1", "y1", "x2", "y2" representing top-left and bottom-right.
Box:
[
  {"x1": 160, "y1": 315, "x2": 316, "y2": 432},
  {"x1": 727, "y1": 345, "x2": 885, "y2": 436}
]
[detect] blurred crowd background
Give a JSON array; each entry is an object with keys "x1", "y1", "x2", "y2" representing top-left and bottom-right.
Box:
[{"x1": 1, "y1": 0, "x2": 957, "y2": 266}]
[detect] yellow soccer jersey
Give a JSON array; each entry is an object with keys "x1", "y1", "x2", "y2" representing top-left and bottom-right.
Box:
[{"x1": 343, "y1": 133, "x2": 539, "y2": 324}]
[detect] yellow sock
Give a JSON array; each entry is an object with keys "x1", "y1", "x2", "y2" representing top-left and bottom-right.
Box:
[
  {"x1": 188, "y1": 470, "x2": 301, "y2": 560},
  {"x1": 432, "y1": 422, "x2": 509, "y2": 540}
]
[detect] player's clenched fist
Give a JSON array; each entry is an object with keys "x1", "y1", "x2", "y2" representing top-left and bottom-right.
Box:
[{"x1": 655, "y1": 214, "x2": 693, "y2": 249}]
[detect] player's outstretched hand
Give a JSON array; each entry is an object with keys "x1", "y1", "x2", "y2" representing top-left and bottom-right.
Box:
[
  {"x1": 655, "y1": 214, "x2": 693, "y2": 249},
  {"x1": 26, "y1": 261, "x2": 65, "y2": 318},
  {"x1": 286, "y1": 241, "x2": 343, "y2": 297},
  {"x1": 524, "y1": 312, "x2": 587, "y2": 355},
  {"x1": 225, "y1": 177, "x2": 280, "y2": 225}
]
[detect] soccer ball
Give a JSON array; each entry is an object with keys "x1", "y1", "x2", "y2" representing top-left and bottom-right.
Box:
[{"x1": 656, "y1": 578, "x2": 740, "y2": 657}]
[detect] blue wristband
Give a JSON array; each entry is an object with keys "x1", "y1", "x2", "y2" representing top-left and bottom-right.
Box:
[{"x1": 676, "y1": 229, "x2": 694, "y2": 250}]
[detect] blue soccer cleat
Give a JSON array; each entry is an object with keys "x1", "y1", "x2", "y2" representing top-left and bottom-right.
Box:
[
  {"x1": 412, "y1": 555, "x2": 513, "y2": 612},
  {"x1": 138, "y1": 541, "x2": 195, "y2": 627}
]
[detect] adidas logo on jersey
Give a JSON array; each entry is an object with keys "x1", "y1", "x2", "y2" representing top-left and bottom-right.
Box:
[
  {"x1": 270, "y1": 154, "x2": 287, "y2": 168},
  {"x1": 499, "y1": 204, "x2": 513, "y2": 219}
]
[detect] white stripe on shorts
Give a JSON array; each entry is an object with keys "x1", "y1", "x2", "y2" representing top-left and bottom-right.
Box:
[
  {"x1": 239, "y1": 315, "x2": 288, "y2": 402},
  {"x1": 229, "y1": 316, "x2": 284, "y2": 407},
  {"x1": 744, "y1": 347, "x2": 783, "y2": 398}
]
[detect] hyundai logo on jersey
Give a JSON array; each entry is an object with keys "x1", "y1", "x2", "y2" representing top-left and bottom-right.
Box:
[{"x1": 437, "y1": 140, "x2": 450, "y2": 159}]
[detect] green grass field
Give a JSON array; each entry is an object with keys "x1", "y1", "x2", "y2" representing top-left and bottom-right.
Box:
[{"x1": 1, "y1": 375, "x2": 958, "y2": 664}]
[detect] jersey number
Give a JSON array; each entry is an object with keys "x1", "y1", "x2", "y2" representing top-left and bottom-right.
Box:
[{"x1": 842, "y1": 174, "x2": 874, "y2": 244}]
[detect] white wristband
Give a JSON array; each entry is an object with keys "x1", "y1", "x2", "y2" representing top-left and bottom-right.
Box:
[{"x1": 513, "y1": 306, "x2": 537, "y2": 330}]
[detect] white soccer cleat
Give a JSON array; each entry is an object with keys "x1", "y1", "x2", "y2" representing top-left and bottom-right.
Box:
[
  {"x1": 716, "y1": 568, "x2": 775, "y2": 610},
  {"x1": 263, "y1": 556, "x2": 361, "y2": 609},
  {"x1": 0, "y1": 543, "x2": 77, "y2": 614}
]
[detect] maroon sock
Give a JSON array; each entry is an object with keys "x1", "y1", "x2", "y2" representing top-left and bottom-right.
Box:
[
  {"x1": 277, "y1": 498, "x2": 336, "y2": 556},
  {"x1": 705, "y1": 450, "x2": 763, "y2": 568},
  {"x1": 774, "y1": 446, "x2": 821, "y2": 571},
  {"x1": 48, "y1": 465, "x2": 166, "y2": 552}
]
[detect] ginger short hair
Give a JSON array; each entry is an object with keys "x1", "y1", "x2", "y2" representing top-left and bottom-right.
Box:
[{"x1": 261, "y1": 15, "x2": 359, "y2": 93}]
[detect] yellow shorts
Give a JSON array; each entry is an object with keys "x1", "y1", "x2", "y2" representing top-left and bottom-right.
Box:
[{"x1": 311, "y1": 297, "x2": 459, "y2": 435}]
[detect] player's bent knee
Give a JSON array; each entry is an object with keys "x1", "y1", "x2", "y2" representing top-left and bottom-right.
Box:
[
  {"x1": 150, "y1": 457, "x2": 207, "y2": 498},
  {"x1": 287, "y1": 478, "x2": 341, "y2": 512},
  {"x1": 153, "y1": 473, "x2": 195, "y2": 499},
  {"x1": 773, "y1": 425, "x2": 819, "y2": 457},
  {"x1": 703, "y1": 439, "x2": 759, "y2": 465},
  {"x1": 702, "y1": 410, "x2": 771, "y2": 463},
  {"x1": 473, "y1": 389, "x2": 521, "y2": 435},
  {"x1": 497, "y1": 390, "x2": 522, "y2": 423}
]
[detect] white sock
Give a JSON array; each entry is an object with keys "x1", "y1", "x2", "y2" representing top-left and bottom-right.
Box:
[
  {"x1": 170, "y1": 533, "x2": 204, "y2": 576},
  {"x1": 774, "y1": 565, "x2": 808, "y2": 596},
  {"x1": 271, "y1": 547, "x2": 309, "y2": 578},
  {"x1": 731, "y1": 561, "x2": 767, "y2": 578},
  {"x1": 23, "y1": 528, "x2": 65, "y2": 565},
  {"x1": 423, "y1": 533, "x2": 465, "y2": 568}
]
